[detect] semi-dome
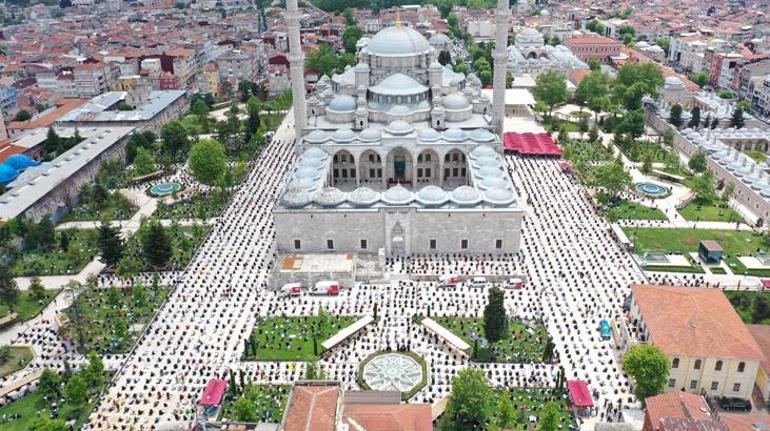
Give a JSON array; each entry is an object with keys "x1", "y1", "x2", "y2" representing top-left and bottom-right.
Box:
[
  {"x1": 282, "y1": 190, "x2": 313, "y2": 208},
  {"x1": 418, "y1": 128, "x2": 441, "y2": 142},
  {"x1": 416, "y1": 185, "x2": 449, "y2": 206},
  {"x1": 293, "y1": 167, "x2": 322, "y2": 180},
  {"x1": 332, "y1": 128, "x2": 356, "y2": 143},
  {"x1": 471, "y1": 145, "x2": 497, "y2": 158},
  {"x1": 303, "y1": 147, "x2": 329, "y2": 160},
  {"x1": 370, "y1": 73, "x2": 428, "y2": 96},
  {"x1": 450, "y1": 185, "x2": 482, "y2": 206},
  {"x1": 359, "y1": 128, "x2": 382, "y2": 142},
  {"x1": 327, "y1": 95, "x2": 356, "y2": 112},
  {"x1": 304, "y1": 129, "x2": 329, "y2": 144},
  {"x1": 314, "y1": 187, "x2": 346, "y2": 207},
  {"x1": 348, "y1": 187, "x2": 380, "y2": 206},
  {"x1": 443, "y1": 128, "x2": 467, "y2": 142},
  {"x1": 286, "y1": 177, "x2": 317, "y2": 193},
  {"x1": 484, "y1": 187, "x2": 516, "y2": 206},
  {"x1": 385, "y1": 120, "x2": 415, "y2": 135},
  {"x1": 4, "y1": 154, "x2": 39, "y2": 171},
  {"x1": 365, "y1": 26, "x2": 431, "y2": 56},
  {"x1": 388, "y1": 104, "x2": 413, "y2": 116},
  {"x1": 442, "y1": 94, "x2": 470, "y2": 110},
  {"x1": 298, "y1": 157, "x2": 325, "y2": 169},
  {"x1": 469, "y1": 128, "x2": 495, "y2": 142},
  {"x1": 382, "y1": 184, "x2": 414, "y2": 205}
]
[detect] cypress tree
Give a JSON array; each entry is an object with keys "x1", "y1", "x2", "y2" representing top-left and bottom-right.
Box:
[{"x1": 483, "y1": 286, "x2": 508, "y2": 343}]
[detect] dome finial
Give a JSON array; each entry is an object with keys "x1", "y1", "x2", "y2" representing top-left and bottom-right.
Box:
[{"x1": 395, "y1": 9, "x2": 401, "y2": 27}]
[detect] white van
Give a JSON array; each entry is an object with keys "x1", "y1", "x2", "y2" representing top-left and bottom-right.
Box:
[
  {"x1": 504, "y1": 277, "x2": 525, "y2": 289},
  {"x1": 467, "y1": 277, "x2": 487, "y2": 288},
  {"x1": 310, "y1": 280, "x2": 341, "y2": 295},
  {"x1": 279, "y1": 282, "x2": 303, "y2": 297},
  {"x1": 438, "y1": 274, "x2": 460, "y2": 287}
]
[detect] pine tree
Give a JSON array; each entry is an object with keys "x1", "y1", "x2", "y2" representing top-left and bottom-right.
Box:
[
  {"x1": 97, "y1": 222, "x2": 124, "y2": 268},
  {"x1": 483, "y1": 286, "x2": 508, "y2": 343},
  {"x1": 688, "y1": 106, "x2": 701, "y2": 128},
  {"x1": 731, "y1": 107, "x2": 745, "y2": 129},
  {"x1": 140, "y1": 220, "x2": 173, "y2": 268},
  {"x1": 0, "y1": 266, "x2": 20, "y2": 312}
]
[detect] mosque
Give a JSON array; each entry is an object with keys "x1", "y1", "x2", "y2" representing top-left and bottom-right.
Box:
[
  {"x1": 507, "y1": 28, "x2": 588, "y2": 79},
  {"x1": 274, "y1": 0, "x2": 522, "y2": 257}
]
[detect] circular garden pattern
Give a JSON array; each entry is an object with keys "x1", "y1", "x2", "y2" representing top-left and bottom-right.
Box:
[
  {"x1": 635, "y1": 182, "x2": 669, "y2": 198},
  {"x1": 149, "y1": 182, "x2": 183, "y2": 197},
  {"x1": 358, "y1": 351, "x2": 427, "y2": 400}
]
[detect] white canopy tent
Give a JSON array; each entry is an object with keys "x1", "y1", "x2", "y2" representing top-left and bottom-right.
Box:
[
  {"x1": 322, "y1": 315, "x2": 374, "y2": 350},
  {"x1": 421, "y1": 318, "x2": 470, "y2": 353}
]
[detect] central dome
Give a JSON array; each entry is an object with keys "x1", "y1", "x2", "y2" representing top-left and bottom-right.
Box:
[{"x1": 366, "y1": 26, "x2": 431, "y2": 56}]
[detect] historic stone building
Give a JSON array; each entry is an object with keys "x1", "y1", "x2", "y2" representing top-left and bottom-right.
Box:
[{"x1": 275, "y1": 0, "x2": 522, "y2": 257}]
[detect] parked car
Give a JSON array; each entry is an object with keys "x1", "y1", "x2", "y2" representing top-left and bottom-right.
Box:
[
  {"x1": 467, "y1": 277, "x2": 487, "y2": 288},
  {"x1": 310, "y1": 280, "x2": 340, "y2": 296},
  {"x1": 279, "y1": 282, "x2": 302, "y2": 298},
  {"x1": 438, "y1": 274, "x2": 460, "y2": 287},
  {"x1": 504, "y1": 277, "x2": 525, "y2": 289},
  {"x1": 719, "y1": 397, "x2": 752, "y2": 412},
  {"x1": 599, "y1": 320, "x2": 612, "y2": 340}
]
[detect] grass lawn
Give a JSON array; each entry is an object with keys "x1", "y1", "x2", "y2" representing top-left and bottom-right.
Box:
[
  {"x1": 154, "y1": 190, "x2": 232, "y2": 220},
  {"x1": 746, "y1": 151, "x2": 768, "y2": 163},
  {"x1": 0, "y1": 346, "x2": 34, "y2": 378},
  {"x1": 60, "y1": 285, "x2": 168, "y2": 354},
  {"x1": 679, "y1": 199, "x2": 745, "y2": 223},
  {"x1": 0, "y1": 290, "x2": 60, "y2": 323},
  {"x1": 643, "y1": 265, "x2": 705, "y2": 273},
  {"x1": 605, "y1": 200, "x2": 667, "y2": 221},
  {"x1": 432, "y1": 317, "x2": 551, "y2": 363},
  {"x1": 179, "y1": 114, "x2": 205, "y2": 135},
  {"x1": 123, "y1": 223, "x2": 211, "y2": 271},
  {"x1": 0, "y1": 372, "x2": 109, "y2": 431},
  {"x1": 244, "y1": 315, "x2": 359, "y2": 361},
  {"x1": 725, "y1": 291, "x2": 770, "y2": 325},
  {"x1": 60, "y1": 192, "x2": 138, "y2": 222},
  {"x1": 501, "y1": 388, "x2": 576, "y2": 431},
  {"x1": 709, "y1": 267, "x2": 727, "y2": 274},
  {"x1": 8, "y1": 229, "x2": 98, "y2": 277},
  {"x1": 219, "y1": 385, "x2": 290, "y2": 423},
  {"x1": 624, "y1": 227, "x2": 767, "y2": 275}
]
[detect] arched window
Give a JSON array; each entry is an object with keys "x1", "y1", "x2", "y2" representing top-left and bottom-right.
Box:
[
  {"x1": 738, "y1": 362, "x2": 746, "y2": 373},
  {"x1": 715, "y1": 360, "x2": 723, "y2": 371},
  {"x1": 672, "y1": 358, "x2": 679, "y2": 369},
  {"x1": 694, "y1": 359, "x2": 701, "y2": 370}
]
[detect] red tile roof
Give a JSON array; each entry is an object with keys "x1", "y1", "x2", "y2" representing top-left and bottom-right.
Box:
[
  {"x1": 343, "y1": 404, "x2": 433, "y2": 431},
  {"x1": 747, "y1": 324, "x2": 770, "y2": 375},
  {"x1": 631, "y1": 285, "x2": 765, "y2": 361},
  {"x1": 284, "y1": 385, "x2": 340, "y2": 431},
  {"x1": 645, "y1": 392, "x2": 721, "y2": 431}
]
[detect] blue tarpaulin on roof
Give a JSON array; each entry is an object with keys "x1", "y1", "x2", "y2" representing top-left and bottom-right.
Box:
[
  {"x1": 0, "y1": 164, "x2": 19, "y2": 184},
  {"x1": 4, "y1": 154, "x2": 40, "y2": 171}
]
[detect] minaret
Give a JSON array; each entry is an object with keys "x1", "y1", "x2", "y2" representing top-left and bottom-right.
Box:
[
  {"x1": 0, "y1": 111, "x2": 7, "y2": 142},
  {"x1": 286, "y1": 0, "x2": 307, "y2": 135},
  {"x1": 492, "y1": 0, "x2": 509, "y2": 138}
]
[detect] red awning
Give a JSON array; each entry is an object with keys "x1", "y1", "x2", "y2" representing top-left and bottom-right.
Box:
[
  {"x1": 199, "y1": 379, "x2": 227, "y2": 407},
  {"x1": 503, "y1": 132, "x2": 563, "y2": 157},
  {"x1": 762, "y1": 279, "x2": 770, "y2": 289},
  {"x1": 567, "y1": 380, "x2": 593, "y2": 408}
]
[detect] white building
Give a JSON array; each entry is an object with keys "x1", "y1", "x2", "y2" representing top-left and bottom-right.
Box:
[{"x1": 507, "y1": 28, "x2": 588, "y2": 79}]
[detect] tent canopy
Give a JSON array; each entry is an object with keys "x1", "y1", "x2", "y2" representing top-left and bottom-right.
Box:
[
  {"x1": 199, "y1": 379, "x2": 227, "y2": 407},
  {"x1": 567, "y1": 380, "x2": 593, "y2": 408},
  {"x1": 503, "y1": 132, "x2": 563, "y2": 156}
]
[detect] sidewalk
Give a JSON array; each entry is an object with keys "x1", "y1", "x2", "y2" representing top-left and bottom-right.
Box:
[{"x1": 616, "y1": 219, "x2": 754, "y2": 231}]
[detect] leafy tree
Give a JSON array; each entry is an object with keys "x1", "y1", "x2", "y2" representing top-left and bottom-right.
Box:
[
  {"x1": 612, "y1": 62, "x2": 664, "y2": 111},
  {"x1": 691, "y1": 169, "x2": 717, "y2": 202},
  {"x1": 688, "y1": 150, "x2": 707, "y2": 173},
  {"x1": 246, "y1": 96, "x2": 261, "y2": 138},
  {"x1": 238, "y1": 80, "x2": 253, "y2": 102},
  {"x1": 30, "y1": 276, "x2": 46, "y2": 300},
  {"x1": 752, "y1": 294, "x2": 770, "y2": 323},
  {"x1": 623, "y1": 33, "x2": 635, "y2": 47},
  {"x1": 669, "y1": 104, "x2": 683, "y2": 128},
  {"x1": 438, "y1": 50, "x2": 452, "y2": 66},
  {"x1": 483, "y1": 286, "x2": 508, "y2": 343},
  {"x1": 0, "y1": 267, "x2": 20, "y2": 312},
  {"x1": 538, "y1": 401, "x2": 560, "y2": 431},
  {"x1": 83, "y1": 351, "x2": 104, "y2": 389},
  {"x1": 662, "y1": 129, "x2": 674, "y2": 146},
  {"x1": 595, "y1": 162, "x2": 631, "y2": 200},
  {"x1": 655, "y1": 38, "x2": 670, "y2": 56},
  {"x1": 585, "y1": 20, "x2": 605, "y2": 35},
  {"x1": 497, "y1": 389, "x2": 515, "y2": 429},
  {"x1": 117, "y1": 255, "x2": 143, "y2": 280},
  {"x1": 160, "y1": 121, "x2": 191, "y2": 162},
  {"x1": 29, "y1": 417, "x2": 67, "y2": 431},
  {"x1": 306, "y1": 43, "x2": 355, "y2": 77},
  {"x1": 622, "y1": 344, "x2": 669, "y2": 402},
  {"x1": 97, "y1": 222, "x2": 124, "y2": 268},
  {"x1": 731, "y1": 107, "x2": 745, "y2": 129},
  {"x1": 587, "y1": 57, "x2": 601, "y2": 71},
  {"x1": 575, "y1": 70, "x2": 610, "y2": 121},
  {"x1": 342, "y1": 25, "x2": 364, "y2": 53},
  {"x1": 38, "y1": 368, "x2": 61, "y2": 400},
  {"x1": 189, "y1": 138, "x2": 227, "y2": 185},
  {"x1": 132, "y1": 146, "x2": 156, "y2": 176},
  {"x1": 737, "y1": 99, "x2": 752, "y2": 114},
  {"x1": 132, "y1": 282, "x2": 147, "y2": 308},
  {"x1": 441, "y1": 368, "x2": 494, "y2": 431},
  {"x1": 64, "y1": 374, "x2": 88, "y2": 410},
  {"x1": 641, "y1": 151, "x2": 654, "y2": 174},
  {"x1": 718, "y1": 89, "x2": 735, "y2": 99},
  {"x1": 190, "y1": 99, "x2": 209, "y2": 121},
  {"x1": 140, "y1": 220, "x2": 173, "y2": 268},
  {"x1": 689, "y1": 106, "x2": 701, "y2": 128},
  {"x1": 531, "y1": 71, "x2": 569, "y2": 119},
  {"x1": 691, "y1": 71, "x2": 710, "y2": 88},
  {"x1": 615, "y1": 109, "x2": 646, "y2": 138},
  {"x1": 342, "y1": 7, "x2": 355, "y2": 25},
  {"x1": 232, "y1": 396, "x2": 258, "y2": 422},
  {"x1": 37, "y1": 216, "x2": 56, "y2": 250},
  {"x1": 12, "y1": 109, "x2": 31, "y2": 122}
]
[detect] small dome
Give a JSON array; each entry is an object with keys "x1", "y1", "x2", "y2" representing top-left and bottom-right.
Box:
[
  {"x1": 359, "y1": 128, "x2": 382, "y2": 142},
  {"x1": 282, "y1": 190, "x2": 313, "y2": 208},
  {"x1": 471, "y1": 145, "x2": 497, "y2": 158},
  {"x1": 314, "y1": 187, "x2": 346, "y2": 207},
  {"x1": 293, "y1": 167, "x2": 322, "y2": 181},
  {"x1": 479, "y1": 176, "x2": 509, "y2": 190},
  {"x1": 416, "y1": 185, "x2": 449, "y2": 206},
  {"x1": 348, "y1": 187, "x2": 380, "y2": 207},
  {"x1": 473, "y1": 155, "x2": 502, "y2": 169},
  {"x1": 469, "y1": 128, "x2": 495, "y2": 142},
  {"x1": 298, "y1": 157, "x2": 325, "y2": 169},
  {"x1": 443, "y1": 128, "x2": 467, "y2": 142},
  {"x1": 484, "y1": 187, "x2": 516, "y2": 206},
  {"x1": 303, "y1": 147, "x2": 329, "y2": 160},
  {"x1": 286, "y1": 177, "x2": 317, "y2": 193},
  {"x1": 385, "y1": 120, "x2": 415, "y2": 135},
  {"x1": 418, "y1": 128, "x2": 441, "y2": 142},
  {"x1": 382, "y1": 184, "x2": 413, "y2": 205},
  {"x1": 304, "y1": 129, "x2": 329, "y2": 144},
  {"x1": 327, "y1": 95, "x2": 356, "y2": 112},
  {"x1": 442, "y1": 94, "x2": 470, "y2": 110},
  {"x1": 476, "y1": 165, "x2": 504, "y2": 178},
  {"x1": 429, "y1": 61, "x2": 444, "y2": 71},
  {"x1": 331, "y1": 129, "x2": 356, "y2": 143},
  {"x1": 450, "y1": 185, "x2": 482, "y2": 206}
]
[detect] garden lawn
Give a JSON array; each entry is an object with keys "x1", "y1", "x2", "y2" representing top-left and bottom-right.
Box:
[
  {"x1": 245, "y1": 315, "x2": 359, "y2": 361},
  {"x1": 218, "y1": 385, "x2": 290, "y2": 423},
  {"x1": 60, "y1": 192, "x2": 138, "y2": 222},
  {"x1": 0, "y1": 290, "x2": 60, "y2": 322},
  {"x1": 500, "y1": 388, "x2": 575, "y2": 431},
  {"x1": 0, "y1": 346, "x2": 34, "y2": 378},
  {"x1": 179, "y1": 114, "x2": 204, "y2": 135},
  {"x1": 432, "y1": 316, "x2": 550, "y2": 363},
  {"x1": 123, "y1": 223, "x2": 211, "y2": 271},
  {"x1": 60, "y1": 285, "x2": 168, "y2": 354},
  {"x1": 606, "y1": 200, "x2": 667, "y2": 221},
  {"x1": 746, "y1": 151, "x2": 768, "y2": 163},
  {"x1": 623, "y1": 227, "x2": 768, "y2": 275},
  {"x1": 154, "y1": 190, "x2": 232, "y2": 220},
  {"x1": 679, "y1": 200, "x2": 745, "y2": 223},
  {"x1": 9, "y1": 229, "x2": 98, "y2": 277},
  {"x1": 725, "y1": 291, "x2": 770, "y2": 325}
]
